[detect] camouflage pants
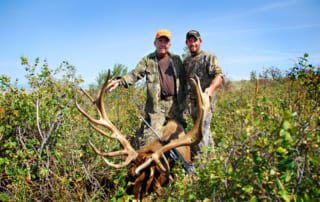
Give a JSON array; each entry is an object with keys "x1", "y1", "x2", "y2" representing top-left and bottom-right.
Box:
[
  {"x1": 134, "y1": 97, "x2": 184, "y2": 148},
  {"x1": 189, "y1": 95, "x2": 217, "y2": 157},
  {"x1": 191, "y1": 110, "x2": 214, "y2": 156}
]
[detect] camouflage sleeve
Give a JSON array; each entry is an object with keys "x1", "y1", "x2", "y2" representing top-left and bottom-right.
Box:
[
  {"x1": 121, "y1": 57, "x2": 148, "y2": 87},
  {"x1": 215, "y1": 64, "x2": 223, "y2": 78},
  {"x1": 174, "y1": 55, "x2": 188, "y2": 112},
  {"x1": 207, "y1": 53, "x2": 223, "y2": 78}
]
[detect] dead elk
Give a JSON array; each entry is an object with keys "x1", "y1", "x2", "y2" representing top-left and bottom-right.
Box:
[{"x1": 75, "y1": 72, "x2": 209, "y2": 200}]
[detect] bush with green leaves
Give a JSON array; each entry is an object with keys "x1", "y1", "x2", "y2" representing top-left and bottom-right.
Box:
[
  {"x1": 0, "y1": 57, "x2": 145, "y2": 201},
  {"x1": 0, "y1": 57, "x2": 88, "y2": 200},
  {"x1": 0, "y1": 54, "x2": 319, "y2": 201},
  {"x1": 164, "y1": 55, "x2": 319, "y2": 201}
]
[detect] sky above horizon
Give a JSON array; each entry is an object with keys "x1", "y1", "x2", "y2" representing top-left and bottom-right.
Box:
[{"x1": 1, "y1": 0, "x2": 319, "y2": 86}]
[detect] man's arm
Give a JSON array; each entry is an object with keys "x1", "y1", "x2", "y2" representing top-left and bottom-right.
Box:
[
  {"x1": 107, "y1": 57, "x2": 148, "y2": 92},
  {"x1": 176, "y1": 56, "x2": 188, "y2": 110},
  {"x1": 204, "y1": 74, "x2": 223, "y2": 97},
  {"x1": 205, "y1": 54, "x2": 223, "y2": 97}
]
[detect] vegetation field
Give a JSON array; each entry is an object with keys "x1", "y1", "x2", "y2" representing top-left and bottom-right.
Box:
[{"x1": 0, "y1": 54, "x2": 319, "y2": 201}]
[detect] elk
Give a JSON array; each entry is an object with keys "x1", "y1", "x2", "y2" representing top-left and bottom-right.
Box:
[{"x1": 75, "y1": 72, "x2": 210, "y2": 200}]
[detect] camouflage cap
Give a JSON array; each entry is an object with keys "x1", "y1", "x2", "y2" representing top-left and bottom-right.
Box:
[{"x1": 186, "y1": 30, "x2": 201, "y2": 40}]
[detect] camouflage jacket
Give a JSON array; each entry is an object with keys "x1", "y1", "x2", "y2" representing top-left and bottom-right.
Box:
[
  {"x1": 120, "y1": 51, "x2": 186, "y2": 118},
  {"x1": 183, "y1": 50, "x2": 223, "y2": 105}
]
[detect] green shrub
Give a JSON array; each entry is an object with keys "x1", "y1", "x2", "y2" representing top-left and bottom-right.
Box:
[{"x1": 0, "y1": 55, "x2": 319, "y2": 201}]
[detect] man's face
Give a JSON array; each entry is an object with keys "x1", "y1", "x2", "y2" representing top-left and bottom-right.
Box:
[
  {"x1": 154, "y1": 36, "x2": 171, "y2": 55},
  {"x1": 186, "y1": 36, "x2": 202, "y2": 54}
]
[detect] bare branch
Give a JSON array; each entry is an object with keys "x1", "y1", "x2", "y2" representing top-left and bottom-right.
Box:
[{"x1": 36, "y1": 99, "x2": 44, "y2": 140}]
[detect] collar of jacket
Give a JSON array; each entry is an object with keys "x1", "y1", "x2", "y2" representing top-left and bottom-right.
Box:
[
  {"x1": 149, "y1": 51, "x2": 174, "y2": 58},
  {"x1": 150, "y1": 51, "x2": 178, "y2": 78},
  {"x1": 190, "y1": 50, "x2": 204, "y2": 57}
]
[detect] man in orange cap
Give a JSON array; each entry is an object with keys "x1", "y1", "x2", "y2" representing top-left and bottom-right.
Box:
[{"x1": 107, "y1": 29, "x2": 186, "y2": 147}]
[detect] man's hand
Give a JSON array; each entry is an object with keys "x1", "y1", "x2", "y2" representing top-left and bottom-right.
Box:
[
  {"x1": 204, "y1": 87, "x2": 213, "y2": 98},
  {"x1": 107, "y1": 79, "x2": 121, "y2": 92},
  {"x1": 204, "y1": 74, "x2": 223, "y2": 97}
]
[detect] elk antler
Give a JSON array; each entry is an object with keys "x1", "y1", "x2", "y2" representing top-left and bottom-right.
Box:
[
  {"x1": 135, "y1": 77, "x2": 210, "y2": 174},
  {"x1": 75, "y1": 71, "x2": 138, "y2": 168}
]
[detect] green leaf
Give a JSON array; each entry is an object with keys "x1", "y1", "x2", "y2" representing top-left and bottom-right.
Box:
[
  {"x1": 0, "y1": 193, "x2": 10, "y2": 202},
  {"x1": 0, "y1": 157, "x2": 9, "y2": 165},
  {"x1": 279, "y1": 129, "x2": 286, "y2": 137},
  {"x1": 242, "y1": 185, "x2": 253, "y2": 194},
  {"x1": 249, "y1": 195, "x2": 258, "y2": 202},
  {"x1": 20, "y1": 56, "x2": 28, "y2": 65},
  {"x1": 270, "y1": 169, "x2": 276, "y2": 175},
  {"x1": 277, "y1": 178, "x2": 291, "y2": 202},
  {"x1": 277, "y1": 147, "x2": 288, "y2": 155},
  {"x1": 39, "y1": 168, "x2": 48, "y2": 177},
  {"x1": 285, "y1": 132, "x2": 293, "y2": 143},
  {"x1": 285, "y1": 171, "x2": 291, "y2": 182},
  {"x1": 282, "y1": 120, "x2": 291, "y2": 130}
]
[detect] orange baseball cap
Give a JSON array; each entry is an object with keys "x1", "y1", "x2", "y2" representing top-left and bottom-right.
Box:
[{"x1": 155, "y1": 29, "x2": 171, "y2": 40}]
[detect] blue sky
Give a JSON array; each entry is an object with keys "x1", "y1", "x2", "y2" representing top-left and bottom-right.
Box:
[{"x1": 1, "y1": 0, "x2": 319, "y2": 86}]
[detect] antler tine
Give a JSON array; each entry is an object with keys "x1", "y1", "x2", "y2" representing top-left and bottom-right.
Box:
[
  {"x1": 75, "y1": 87, "x2": 103, "y2": 125},
  {"x1": 89, "y1": 141, "x2": 127, "y2": 157},
  {"x1": 134, "y1": 153, "x2": 170, "y2": 176},
  {"x1": 80, "y1": 88, "x2": 95, "y2": 103},
  {"x1": 89, "y1": 123, "x2": 138, "y2": 167},
  {"x1": 135, "y1": 77, "x2": 209, "y2": 174},
  {"x1": 101, "y1": 156, "x2": 136, "y2": 168},
  {"x1": 75, "y1": 97, "x2": 101, "y2": 126},
  {"x1": 76, "y1": 71, "x2": 138, "y2": 169},
  {"x1": 186, "y1": 76, "x2": 207, "y2": 143},
  {"x1": 96, "y1": 70, "x2": 112, "y2": 119},
  {"x1": 135, "y1": 158, "x2": 153, "y2": 175}
]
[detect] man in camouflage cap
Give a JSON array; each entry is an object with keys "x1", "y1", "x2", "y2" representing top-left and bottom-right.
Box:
[
  {"x1": 183, "y1": 30, "x2": 223, "y2": 156},
  {"x1": 107, "y1": 29, "x2": 186, "y2": 148}
]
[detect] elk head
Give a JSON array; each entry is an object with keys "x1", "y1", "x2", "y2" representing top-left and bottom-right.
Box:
[{"x1": 75, "y1": 71, "x2": 210, "y2": 200}]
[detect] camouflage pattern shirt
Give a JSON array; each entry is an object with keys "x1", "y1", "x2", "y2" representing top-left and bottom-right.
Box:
[
  {"x1": 183, "y1": 51, "x2": 223, "y2": 113},
  {"x1": 184, "y1": 50, "x2": 223, "y2": 155},
  {"x1": 120, "y1": 51, "x2": 186, "y2": 123}
]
